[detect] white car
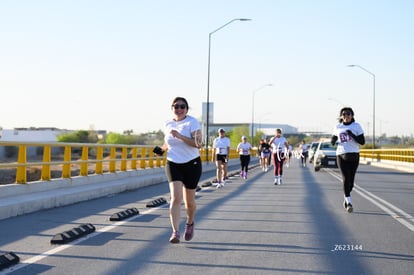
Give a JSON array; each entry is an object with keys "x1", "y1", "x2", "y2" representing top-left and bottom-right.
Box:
[{"x1": 313, "y1": 140, "x2": 338, "y2": 171}]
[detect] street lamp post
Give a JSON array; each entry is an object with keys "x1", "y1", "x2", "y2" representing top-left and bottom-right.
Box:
[
  {"x1": 347, "y1": 64, "x2": 376, "y2": 159},
  {"x1": 205, "y1": 18, "x2": 251, "y2": 162},
  {"x1": 251, "y1": 84, "x2": 273, "y2": 145}
]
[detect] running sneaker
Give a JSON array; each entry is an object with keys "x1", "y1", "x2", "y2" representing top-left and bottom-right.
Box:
[
  {"x1": 216, "y1": 182, "x2": 223, "y2": 189},
  {"x1": 346, "y1": 203, "x2": 353, "y2": 213},
  {"x1": 343, "y1": 200, "x2": 347, "y2": 209},
  {"x1": 274, "y1": 177, "x2": 278, "y2": 185},
  {"x1": 169, "y1": 231, "x2": 180, "y2": 243},
  {"x1": 184, "y1": 222, "x2": 194, "y2": 241},
  {"x1": 278, "y1": 177, "x2": 282, "y2": 185}
]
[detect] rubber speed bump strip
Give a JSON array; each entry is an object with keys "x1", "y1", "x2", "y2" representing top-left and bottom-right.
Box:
[
  {"x1": 0, "y1": 252, "x2": 20, "y2": 271},
  {"x1": 110, "y1": 208, "x2": 139, "y2": 221},
  {"x1": 201, "y1": 182, "x2": 212, "y2": 187},
  {"x1": 146, "y1": 197, "x2": 167, "y2": 208},
  {"x1": 50, "y1": 223, "x2": 96, "y2": 244}
]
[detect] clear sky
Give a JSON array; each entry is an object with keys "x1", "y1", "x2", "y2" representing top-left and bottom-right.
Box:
[{"x1": 1, "y1": 0, "x2": 413, "y2": 137}]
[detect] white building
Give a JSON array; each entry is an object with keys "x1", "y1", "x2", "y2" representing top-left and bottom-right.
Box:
[{"x1": 0, "y1": 127, "x2": 69, "y2": 158}]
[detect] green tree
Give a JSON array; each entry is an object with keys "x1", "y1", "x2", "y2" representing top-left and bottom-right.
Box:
[
  {"x1": 105, "y1": 132, "x2": 129, "y2": 144},
  {"x1": 230, "y1": 126, "x2": 249, "y2": 147},
  {"x1": 57, "y1": 130, "x2": 98, "y2": 143}
]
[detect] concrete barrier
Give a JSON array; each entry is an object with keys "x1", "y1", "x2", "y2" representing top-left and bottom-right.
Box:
[{"x1": 0, "y1": 160, "x2": 228, "y2": 221}]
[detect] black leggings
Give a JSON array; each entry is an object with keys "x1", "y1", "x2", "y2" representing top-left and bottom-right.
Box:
[
  {"x1": 337, "y1": 153, "x2": 360, "y2": 197},
  {"x1": 240, "y1": 155, "x2": 250, "y2": 172},
  {"x1": 301, "y1": 151, "x2": 308, "y2": 164}
]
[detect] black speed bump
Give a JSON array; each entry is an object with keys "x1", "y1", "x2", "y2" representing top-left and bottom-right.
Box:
[
  {"x1": 201, "y1": 181, "x2": 212, "y2": 187},
  {"x1": 50, "y1": 223, "x2": 96, "y2": 244},
  {"x1": 0, "y1": 252, "x2": 20, "y2": 271},
  {"x1": 146, "y1": 197, "x2": 167, "y2": 208},
  {"x1": 110, "y1": 208, "x2": 139, "y2": 221}
]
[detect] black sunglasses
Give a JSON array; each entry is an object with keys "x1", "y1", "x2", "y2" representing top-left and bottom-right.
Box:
[
  {"x1": 172, "y1": 104, "x2": 187, "y2": 110},
  {"x1": 342, "y1": 111, "x2": 352, "y2": 116}
]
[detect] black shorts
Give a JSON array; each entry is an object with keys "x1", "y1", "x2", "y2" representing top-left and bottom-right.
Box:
[
  {"x1": 165, "y1": 157, "x2": 202, "y2": 190},
  {"x1": 216, "y1": 154, "x2": 228, "y2": 163}
]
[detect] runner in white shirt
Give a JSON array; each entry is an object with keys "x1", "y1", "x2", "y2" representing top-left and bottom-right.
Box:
[
  {"x1": 331, "y1": 107, "x2": 365, "y2": 213},
  {"x1": 269, "y1": 128, "x2": 289, "y2": 185},
  {"x1": 158, "y1": 97, "x2": 202, "y2": 243},
  {"x1": 236, "y1": 136, "x2": 252, "y2": 179},
  {"x1": 212, "y1": 128, "x2": 231, "y2": 188},
  {"x1": 299, "y1": 140, "x2": 309, "y2": 167}
]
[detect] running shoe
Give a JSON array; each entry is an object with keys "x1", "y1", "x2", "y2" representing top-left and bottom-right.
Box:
[
  {"x1": 169, "y1": 231, "x2": 180, "y2": 243},
  {"x1": 346, "y1": 203, "x2": 353, "y2": 213},
  {"x1": 184, "y1": 222, "x2": 194, "y2": 241},
  {"x1": 274, "y1": 177, "x2": 278, "y2": 185}
]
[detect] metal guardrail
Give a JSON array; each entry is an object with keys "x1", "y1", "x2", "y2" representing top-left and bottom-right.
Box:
[
  {"x1": 0, "y1": 141, "x2": 249, "y2": 184},
  {"x1": 360, "y1": 148, "x2": 414, "y2": 163}
]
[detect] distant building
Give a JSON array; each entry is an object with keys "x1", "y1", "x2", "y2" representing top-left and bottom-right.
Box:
[
  {"x1": 0, "y1": 127, "x2": 70, "y2": 158},
  {"x1": 201, "y1": 102, "x2": 298, "y2": 144},
  {"x1": 206, "y1": 123, "x2": 297, "y2": 145},
  {"x1": 0, "y1": 127, "x2": 68, "y2": 142}
]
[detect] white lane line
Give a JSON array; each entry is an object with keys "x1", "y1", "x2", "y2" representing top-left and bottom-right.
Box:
[
  {"x1": 326, "y1": 169, "x2": 414, "y2": 233},
  {"x1": 0, "y1": 175, "x2": 226, "y2": 274},
  {"x1": 0, "y1": 206, "x2": 166, "y2": 275},
  {"x1": 2, "y1": 176, "x2": 225, "y2": 274}
]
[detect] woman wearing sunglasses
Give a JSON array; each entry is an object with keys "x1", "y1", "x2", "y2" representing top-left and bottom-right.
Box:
[
  {"x1": 331, "y1": 107, "x2": 365, "y2": 213},
  {"x1": 159, "y1": 97, "x2": 203, "y2": 243}
]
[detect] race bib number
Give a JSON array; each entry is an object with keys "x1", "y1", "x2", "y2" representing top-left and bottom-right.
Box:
[
  {"x1": 219, "y1": 148, "x2": 227, "y2": 154},
  {"x1": 339, "y1": 132, "x2": 351, "y2": 143}
]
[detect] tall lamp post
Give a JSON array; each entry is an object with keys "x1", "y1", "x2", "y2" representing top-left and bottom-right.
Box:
[
  {"x1": 347, "y1": 64, "x2": 376, "y2": 158},
  {"x1": 251, "y1": 84, "x2": 273, "y2": 144},
  {"x1": 205, "y1": 18, "x2": 251, "y2": 162}
]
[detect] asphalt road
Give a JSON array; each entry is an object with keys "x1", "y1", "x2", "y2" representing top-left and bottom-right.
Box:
[{"x1": 1, "y1": 159, "x2": 413, "y2": 275}]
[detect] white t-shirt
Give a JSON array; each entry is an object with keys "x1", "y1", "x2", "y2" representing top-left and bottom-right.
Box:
[
  {"x1": 237, "y1": 142, "x2": 251, "y2": 155},
  {"x1": 299, "y1": 143, "x2": 308, "y2": 153},
  {"x1": 271, "y1": 136, "x2": 287, "y2": 153},
  {"x1": 213, "y1": 136, "x2": 231, "y2": 155},
  {"x1": 164, "y1": 115, "x2": 200, "y2": 163},
  {"x1": 332, "y1": 122, "x2": 364, "y2": 155}
]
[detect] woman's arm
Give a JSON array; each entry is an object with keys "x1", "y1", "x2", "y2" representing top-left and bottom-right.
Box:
[
  {"x1": 346, "y1": 130, "x2": 365, "y2": 145},
  {"x1": 331, "y1": 135, "x2": 338, "y2": 145}
]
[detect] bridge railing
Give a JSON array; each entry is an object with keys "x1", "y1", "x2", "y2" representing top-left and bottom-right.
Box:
[
  {"x1": 360, "y1": 148, "x2": 414, "y2": 163},
  {"x1": 0, "y1": 141, "x2": 250, "y2": 184}
]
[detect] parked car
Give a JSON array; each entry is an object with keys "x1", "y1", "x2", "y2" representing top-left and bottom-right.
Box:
[
  {"x1": 313, "y1": 140, "x2": 338, "y2": 171},
  {"x1": 308, "y1": 142, "x2": 319, "y2": 164}
]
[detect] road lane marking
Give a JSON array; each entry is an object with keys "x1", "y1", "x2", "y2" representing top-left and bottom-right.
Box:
[
  {"x1": 0, "y1": 172, "x2": 236, "y2": 274},
  {"x1": 0, "y1": 206, "x2": 165, "y2": 275},
  {"x1": 326, "y1": 169, "x2": 414, "y2": 233}
]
